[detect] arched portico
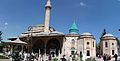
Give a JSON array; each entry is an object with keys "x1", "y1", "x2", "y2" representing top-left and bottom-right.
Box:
[
  {"x1": 46, "y1": 38, "x2": 61, "y2": 56},
  {"x1": 32, "y1": 40, "x2": 45, "y2": 54}
]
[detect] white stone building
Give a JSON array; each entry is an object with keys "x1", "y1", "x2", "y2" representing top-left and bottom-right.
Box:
[
  {"x1": 7, "y1": 0, "x2": 119, "y2": 60},
  {"x1": 100, "y1": 33, "x2": 118, "y2": 56},
  {"x1": 65, "y1": 22, "x2": 80, "y2": 56},
  {"x1": 64, "y1": 22, "x2": 96, "y2": 59},
  {"x1": 79, "y1": 32, "x2": 96, "y2": 59}
]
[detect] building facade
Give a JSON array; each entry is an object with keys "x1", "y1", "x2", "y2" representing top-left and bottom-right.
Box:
[
  {"x1": 9, "y1": 0, "x2": 65, "y2": 57},
  {"x1": 65, "y1": 22, "x2": 80, "y2": 56},
  {"x1": 100, "y1": 33, "x2": 118, "y2": 56},
  {"x1": 7, "y1": 0, "x2": 119, "y2": 60},
  {"x1": 64, "y1": 22, "x2": 96, "y2": 59},
  {"x1": 79, "y1": 32, "x2": 96, "y2": 59}
]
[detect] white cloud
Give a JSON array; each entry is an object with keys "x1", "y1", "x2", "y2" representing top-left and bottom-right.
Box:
[
  {"x1": 79, "y1": 2, "x2": 86, "y2": 6},
  {"x1": 0, "y1": 18, "x2": 9, "y2": 30},
  {"x1": 4, "y1": 22, "x2": 8, "y2": 26},
  {"x1": 0, "y1": 22, "x2": 9, "y2": 30}
]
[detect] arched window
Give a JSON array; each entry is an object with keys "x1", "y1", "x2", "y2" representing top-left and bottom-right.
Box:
[
  {"x1": 112, "y1": 50, "x2": 114, "y2": 55},
  {"x1": 72, "y1": 39, "x2": 75, "y2": 45},
  {"x1": 71, "y1": 47, "x2": 75, "y2": 55},
  {"x1": 87, "y1": 50, "x2": 90, "y2": 56},
  {"x1": 105, "y1": 42, "x2": 108, "y2": 47},
  {"x1": 93, "y1": 42, "x2": 94, "y2": 47}
]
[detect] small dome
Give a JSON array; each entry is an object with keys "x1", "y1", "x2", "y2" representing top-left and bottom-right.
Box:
[
  {"x1": 103, "y1": 33, "x2": 114, "y2": 37},
  {"x1": 81, "y1": 32, "x2": 92, "y2": 36}
]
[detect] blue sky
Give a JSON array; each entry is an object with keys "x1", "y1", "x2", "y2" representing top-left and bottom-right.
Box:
[{"x1": 0, "y1": 0, "x2": 120, "y2": 43}]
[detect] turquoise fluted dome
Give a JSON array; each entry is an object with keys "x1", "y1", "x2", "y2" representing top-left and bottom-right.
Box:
[{"x1": 69, "y1": 22, "x2": 79, "y2": 34}]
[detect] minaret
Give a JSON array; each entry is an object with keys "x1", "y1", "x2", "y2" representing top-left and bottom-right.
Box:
[{"x1": 44, "y1": 0, "x2": 51, "y2": 33}]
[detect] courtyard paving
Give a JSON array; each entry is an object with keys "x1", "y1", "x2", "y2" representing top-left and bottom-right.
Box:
[
  {"x1": 0, "y1": 57, "x2": 120, "y2": 61},
  {"x1": 0, "y1": 59, "x2": 11, "y2": 61},
  {"x1": 96, "y1": 57, "x2": 120, "y2": 61}
]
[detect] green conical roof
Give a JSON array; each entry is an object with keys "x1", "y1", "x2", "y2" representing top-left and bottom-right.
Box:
[
  {"x1": 70, "y1": 21, "x2": 78, "y2": 30},
  {"x1": 69, "y1": 21, "x2": 79, "y2": 34}
]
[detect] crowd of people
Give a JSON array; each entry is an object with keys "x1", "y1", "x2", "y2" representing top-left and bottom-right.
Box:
[
  {"x1": 102, "y1": 54, "x2": 112, "y2": 61},
  {"x1": 97, "y1": 54, "x2": 118, "y2": 61},
  {"x1": 15, "y1": 52, "x2": 79, "y2": 61},
  {"x1": 3, "y1": 49, "x2": 119, "y2": 61}
]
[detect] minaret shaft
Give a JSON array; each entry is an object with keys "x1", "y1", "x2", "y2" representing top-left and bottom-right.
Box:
[
  {"x1": 44, "y1": 0, "x2": 51, "y2": 33},
  {"x1": 44, "y1": 8, "x2": 51, "y2": 33}
]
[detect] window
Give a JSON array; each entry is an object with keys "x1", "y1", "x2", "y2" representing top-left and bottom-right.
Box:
[
  {"x1": 72, "y1": 39, "x2": 75, "y2": 45},
  {"x1": 112, "y1": 50, "x2": 114, "y2": 55},
  {"x1": 80, "y1": 51, "x2": 82, "y2": 57},
  {"x1": 87, "y1": 50, "x2": 90, "y2": 56},
  {"x1": 93, "y1": 42, "x2": 94, "y2": 47},
  {"x1": 112, "y1": 43, "x2": 114, "y2": 45},
  {"x1": 71, "y1": 51, "x2": 74, "y2": 55},
  {"x1": 105, "y1": 42, "x2": 108, "y2": 47},
  {"x1": 87, "y1": 42, "x2": 89, "y2": 45}
]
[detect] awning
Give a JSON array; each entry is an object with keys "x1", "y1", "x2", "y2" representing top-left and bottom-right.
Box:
[{"x1": 5, "y1": 38, "x2": 27, "y2": 45}]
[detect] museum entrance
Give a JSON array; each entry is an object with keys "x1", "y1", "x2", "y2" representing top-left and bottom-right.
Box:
[
  {"x1": 33, "y1": 40, "x2": 44, "y2": 55},
  {"x1": 46, "y1": 38, "x2": 60, "y2": 57}
]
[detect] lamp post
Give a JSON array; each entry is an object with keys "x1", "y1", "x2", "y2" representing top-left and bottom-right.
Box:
[{"x1": 27, "y1": 26, "x2": 33, "y2": 60}]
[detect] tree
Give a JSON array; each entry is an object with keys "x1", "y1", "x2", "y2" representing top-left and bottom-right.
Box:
[
  {"x1": 116, "y1": 38, "x2": 120, "y2": 47},
  {"x1": 97, "y1": 29, "x2": 107, "y2": 55},
  {"x1": 0, "y1": 31, "x2": 2, "y2": 42},
  {"x1": 116, "y1": 38, "x2": 120, "y2": 56},
  {"x1": 100, "y1": 29, "x2": 107, "y2": 41},
  {"x1": 0, "y1": 31, "x2": 3, "y2": 53}
]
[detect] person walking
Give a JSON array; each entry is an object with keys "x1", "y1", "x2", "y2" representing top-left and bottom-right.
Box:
[
  {"x1": 103, "y1": 54, "x2": 107, "y2": 61},
  {"x1": 113, "y1": 54, "x2": 118, "y2": 61},
  {"x1": 68, "y1": 55, "x2": 72, "y2": 61},
  {"x1": 61, "y1": 55, "x2": 67, "y2": 61}
]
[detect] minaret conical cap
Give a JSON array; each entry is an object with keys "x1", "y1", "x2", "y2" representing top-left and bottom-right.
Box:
[{"x1": 45, "y1": 0, "x2": 51, "y2": 7}]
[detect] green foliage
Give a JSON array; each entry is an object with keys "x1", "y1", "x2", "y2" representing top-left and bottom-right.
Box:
[
  {"x1": 52, "y1": 58, "x2": 58, "y2": 61},
  {"x1": 86, "y1": 58, "x2": 96, "y2": 61},
  {"x1": 116, "y1": 38, "x2": 120, "y2": 47},
  {"x1": 0, "y1": 55, "x2": 9, "y2": 59},
  {"x1": 80, "y1": 52, "x2": 83, "y2": 58},
  {"x1": 96, "y1": 43, "x2": 101, "y2": 55},
  {"x1": 72, "y1": 54, "x2": 76, "y2": 61},
  {"x1": 80, "y1": 58, "x2": 83, "y2": 61},
  {"x1": 80, "y1": 58, "x2": 96, "y2": 61},
  {"x1": 0, "y1": 31, "x2": 2, "y2": 41}
]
